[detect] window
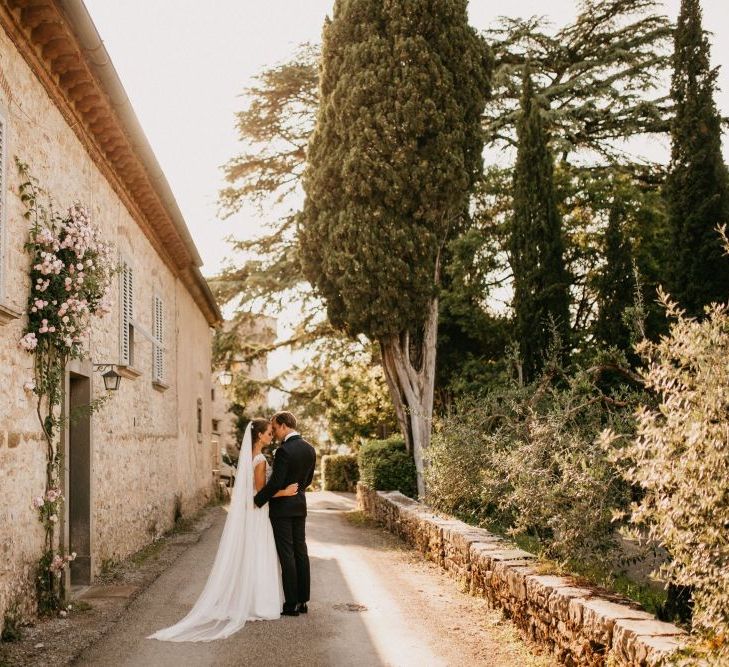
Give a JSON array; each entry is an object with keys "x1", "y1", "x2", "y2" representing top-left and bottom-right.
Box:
[
  {"x1": 152, "y1": 295, "x2": 165, "y2": 383},
  {"x1": 196, "y1": 398, "x2": 203, "y2": 439},
  {"x1": 212, "y1": 419, "x2": 220, "y2": 434},
  {"x1": 119, "y1": 260, "x2": 134, "y2": 365},
  {"x1": 211, "y1": 388, "x2": 216, "y2": 402}
]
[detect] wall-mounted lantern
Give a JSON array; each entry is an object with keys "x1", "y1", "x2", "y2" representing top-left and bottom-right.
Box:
[
  {"x1": 217, "y1": 370, "x2": 233, "y2": 387},
  {"x1": 94, "y1": 364, "x2": 122, "y2": 391}
]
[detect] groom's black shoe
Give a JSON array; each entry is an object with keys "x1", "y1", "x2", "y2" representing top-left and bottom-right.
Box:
[
  {"x1": 296, "y1": 603, "x2": 308, "y2": 614},
  {"x1": 281, "y1": 606, "x2": 299, "y2": 617}
]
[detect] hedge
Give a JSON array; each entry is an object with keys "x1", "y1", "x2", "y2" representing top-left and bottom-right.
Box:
[
  {"x1": 321, "y1": 454, "x2": 359, "y2": 492},
  {"x1": 358, "y1": 436, "x2": 417, "y2": 498}
]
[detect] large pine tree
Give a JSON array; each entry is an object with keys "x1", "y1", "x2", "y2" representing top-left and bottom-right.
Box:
[
  {"x1": 509, "y1": 71, "x2": 570, "y2": 382},
  {"x1": 665, "y1": 0, "x2": 729, "y2": 316},
  {"x1": 299, "y1": 0, "x2": 490, "y2": 495}
]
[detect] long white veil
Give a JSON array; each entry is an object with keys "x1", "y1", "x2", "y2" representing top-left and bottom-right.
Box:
[{"x1": 149, "y1": 423, "x2": 257, "y2": 642}]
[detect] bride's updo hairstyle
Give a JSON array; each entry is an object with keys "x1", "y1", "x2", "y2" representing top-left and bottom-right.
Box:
[{"x1": 249, "y1": 418, "x2": 270, "y2": 444}]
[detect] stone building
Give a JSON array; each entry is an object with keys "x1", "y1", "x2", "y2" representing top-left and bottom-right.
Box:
[{"x1": 0, "y1": 0, "x2": 221, "y2": 623}]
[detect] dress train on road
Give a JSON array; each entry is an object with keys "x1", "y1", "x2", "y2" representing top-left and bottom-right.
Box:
[{"x1": 148, "y1": 425, "x2": 281, "y2": 642}]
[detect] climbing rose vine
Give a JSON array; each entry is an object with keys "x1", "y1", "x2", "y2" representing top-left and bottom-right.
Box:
[{"x1": 17, "y1": 160, "x2": 114, "y2": 614}]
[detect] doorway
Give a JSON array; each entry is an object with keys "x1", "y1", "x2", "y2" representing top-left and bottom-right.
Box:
[{"x1": 68, "y1": 372, "x2": 91, "y2": 585}]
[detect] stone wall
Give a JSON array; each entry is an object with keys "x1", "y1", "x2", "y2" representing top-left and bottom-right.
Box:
[
  {"x1": 0, "y1": 18, "x2": 215, "y2": 627},
  {"x1": 357, "y1": 484, "x2": 686, "y2": 667}
]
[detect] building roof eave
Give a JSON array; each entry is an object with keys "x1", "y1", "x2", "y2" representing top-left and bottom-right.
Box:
[{"x1": 0, "y1": 0, "x2": 222, "y2": 326}]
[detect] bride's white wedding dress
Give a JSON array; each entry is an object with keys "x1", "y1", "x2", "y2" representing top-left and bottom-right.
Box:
[{"x1": 148, "y1": 423, "x2": 282, "y2": 642}]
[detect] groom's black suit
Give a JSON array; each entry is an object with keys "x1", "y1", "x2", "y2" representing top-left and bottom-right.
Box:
[{"x1": 253, "y1": 433, "x2": 316, "y2": 612}]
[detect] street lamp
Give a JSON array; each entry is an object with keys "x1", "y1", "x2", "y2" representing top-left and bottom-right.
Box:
[
  {"x1": 94, "y1": 364, "x2": 122, "y2": 391},
  {"x1": 218, "y1": 370, "x2": 233, "y2": 387}
]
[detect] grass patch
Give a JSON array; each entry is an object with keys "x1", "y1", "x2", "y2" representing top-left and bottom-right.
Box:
[
  {"x1": 344, "y1": 510, "x2": 377, "y2": 528},
  {"x1": 130, "y1": 539, "x2": 164, "y2": 566},
  {"x1": 98, "y1": 558, "x2": 123, "y2": 583},
  {"x1": 69, "y1": 600, "x2": 93, "y2": 614},
  {"x1": 0, "y1": 603, "x2": 23, "y2": 643},
  {"x1": 611, "y1": 575, "x2": 666, "y2": 615},
  {"x1": 169, "y1": 516, "x2": 195, "y2": 535},
  {"x1": 569, "y1": 562, "x2": 667, "y2": 615}
]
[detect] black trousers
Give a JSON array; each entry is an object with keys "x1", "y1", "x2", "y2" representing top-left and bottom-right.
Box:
[{"x1": 270, "y1": 515, "x2": 310, "y2": 609}]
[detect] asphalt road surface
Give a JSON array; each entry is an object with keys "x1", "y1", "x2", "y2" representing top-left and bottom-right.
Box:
[{"x1": 74, "y1": 492, "x2": 553, "y2": 667}]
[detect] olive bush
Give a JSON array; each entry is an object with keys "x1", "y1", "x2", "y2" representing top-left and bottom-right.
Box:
[
  {"x1": 427, "y1": 361, "x2": 641, "y2": 565},
  {"x1": 605, "y1": 293, "x2": 729, "y2": 661}
]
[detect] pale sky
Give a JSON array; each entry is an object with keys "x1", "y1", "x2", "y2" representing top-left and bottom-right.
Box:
[
  {"x1": 84, "y1": 0, "x2": 729, "y2": 276},
  {"x1": 83, "y1": 0, "x2": 729, "y2": 392}
]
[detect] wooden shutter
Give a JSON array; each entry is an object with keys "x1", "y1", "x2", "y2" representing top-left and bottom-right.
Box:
[
  {"x1": 152, "y1": 295, "x2": 165, "y2": 382},
  {"x1": 0, "y1": 112, "x2": 6, "y2": 301},
  {"x1": 119, "y1": 261, "x2": 133, "y2": 365}
]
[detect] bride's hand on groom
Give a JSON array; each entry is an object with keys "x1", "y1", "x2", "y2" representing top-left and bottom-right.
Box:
[{"x1": 283, "y1": 483, "x2": 298, "y2": 496}]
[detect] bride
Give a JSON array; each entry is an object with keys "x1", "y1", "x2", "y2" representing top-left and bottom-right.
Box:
[{"x1": 149, "y1": 418, "x2": 298, "y2": 642}]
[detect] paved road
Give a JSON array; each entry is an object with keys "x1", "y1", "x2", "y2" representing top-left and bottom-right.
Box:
[{"x1": 74, "y1": 492, "x2": 552, "y2": 667}]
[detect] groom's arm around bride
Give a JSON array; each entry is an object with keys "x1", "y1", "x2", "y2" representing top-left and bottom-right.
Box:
[{"x1": 253, "y1": 445, "x2": 291, "y2": 508}]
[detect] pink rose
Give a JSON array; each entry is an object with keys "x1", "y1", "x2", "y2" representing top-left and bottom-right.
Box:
[{"x1": 19, "y1": 333, "x2": 38, "y2": 351}]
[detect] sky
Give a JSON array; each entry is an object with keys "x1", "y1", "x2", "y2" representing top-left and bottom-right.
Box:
[{"x1": 83, "y1": 0, "x2": 729, "y2": 392}]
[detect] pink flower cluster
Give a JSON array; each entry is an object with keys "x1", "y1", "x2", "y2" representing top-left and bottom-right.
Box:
[
  {"x1": 21, "y1": 204, "x2": 114, "y2": 354},
  {"x1": 32, "y1": 488, "x2": 64, "y2": 511},
  {"x1": 19, "y1": 332, "x2": 38, "y2": 351},
  {"x1": 49, "y1": 552, "x2": 77, "y2": 576}
]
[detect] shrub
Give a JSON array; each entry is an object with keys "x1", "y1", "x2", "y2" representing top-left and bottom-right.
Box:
[
  {"x1": 358, "y1": 436, "x2": 417, "y2": 498},
  {"x1": 605, "y1": 294, "x2": 729, "y2": 660},
  {"x1": 321, "y1": 454, "x2": 359, "y2": 492},
  {"x1": 1, "y1": 601, "x2": 23, "y2": 642},
  {"x1": 426, "y1": 356, "x2": 642, "y2": 566}
]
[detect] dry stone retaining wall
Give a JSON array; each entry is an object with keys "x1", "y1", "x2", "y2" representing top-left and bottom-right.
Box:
[{"x1": 357, "y1": 484, "x2": 685, "y2": 667}]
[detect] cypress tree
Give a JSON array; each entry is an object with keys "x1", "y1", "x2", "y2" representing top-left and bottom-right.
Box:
[
  {"x1": 509, "y1": 71, "x2": 570, "y2": 382},
  {"x1": 665, "y1": 0, "x2": 729, "y2": 316},
  {"x1": 594, "y1": 197, "x2": 635, "y2": 352},
  {"x1": 299, "y1": 0, "x2": 490, "y2": 495}
]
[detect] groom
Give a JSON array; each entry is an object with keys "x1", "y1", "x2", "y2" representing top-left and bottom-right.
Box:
[{"x1": 254, "y1": 411, "x2": 317, "y2": 616}]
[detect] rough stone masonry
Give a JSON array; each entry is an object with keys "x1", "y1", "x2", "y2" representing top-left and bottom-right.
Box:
[{"x1": 357, "y1": 484, "x2": 686, "y2": 667}]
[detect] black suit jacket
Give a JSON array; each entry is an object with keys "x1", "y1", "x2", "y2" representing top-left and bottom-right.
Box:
[{"x1": 253, "y1": 434, "x2": 316, "y2": 518}]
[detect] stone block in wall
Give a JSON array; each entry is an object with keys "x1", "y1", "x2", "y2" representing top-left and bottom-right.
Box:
[
  {"x1": 572, "y1": 598, "x2": 655, "y2": 659},
  {"x1": 525, "y1": 574, "x2": 575, "y2": 608},
  {"x1": 546, "y1": 584, "x2": 595, "y2": 620},
  {"x1": 381, "y1": 490, "x2": 418, "y2": 508},
  {"x1": 469, "y1": 541, "x2": 514, "y2": 603},
  {"x1": 442, "y1": 525, "x2": 495, "y2": 588},
  {"x1": 611, "y1": 619, "x2": 686, "y2": 667},
  {"x1": 428, "y1": 517, "x2": 464, "y2": 567},
  {"x1": 395, "y1": 505, "x2": 419, "y2": 542},
  {"x1": 416, "y1": 512, "x2": 442, "y2": 560},
  {"x1": 356, "y1": 483, "x2": 373, "y2": 515}
]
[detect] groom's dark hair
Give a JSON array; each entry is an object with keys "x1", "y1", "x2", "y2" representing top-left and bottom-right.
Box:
[{"x1": 272, "y1": 411, "x2": 297, "y2": 429}]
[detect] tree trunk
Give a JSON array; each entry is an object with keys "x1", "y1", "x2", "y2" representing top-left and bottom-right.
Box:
[{"x1": 379, "y1": 296, "x2": 438, "y2": 498}]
